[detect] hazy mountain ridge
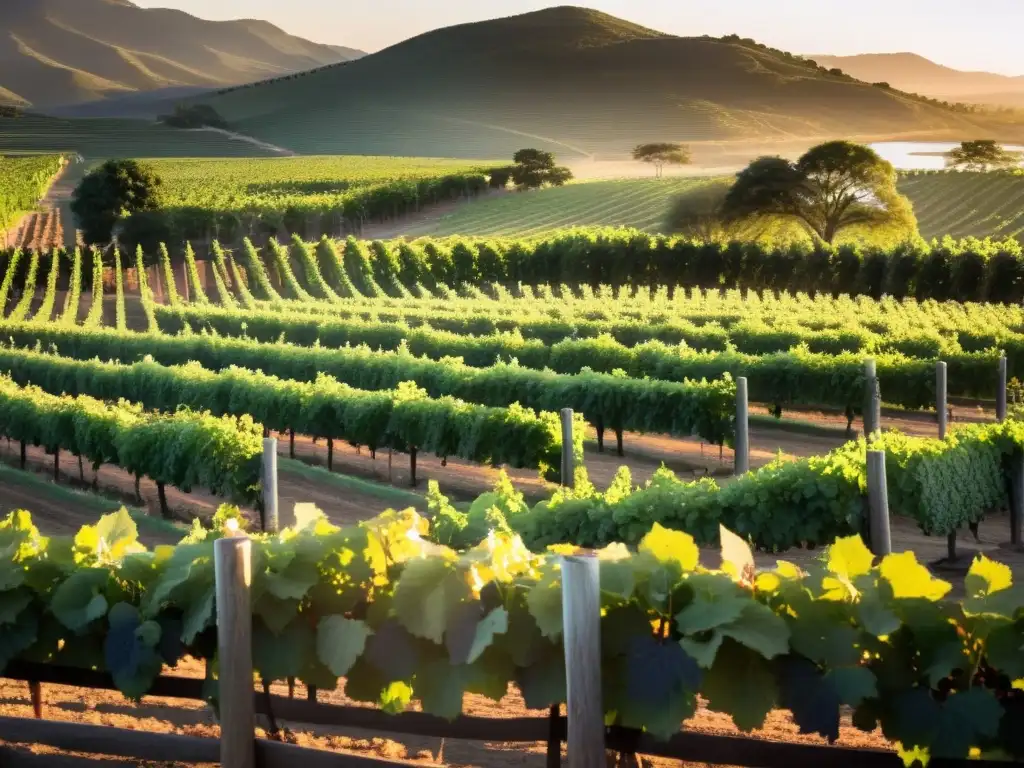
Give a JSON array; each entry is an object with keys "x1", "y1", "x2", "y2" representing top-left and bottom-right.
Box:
[
  {"x1": 0, "y1": 0, "x2": 360, "y2": 108},
  {"x1": 810, "y1": 53, "x2": 1024, "y2": 108},
  {"x1": 189, "y1": 6, "x2": 1019, "y2": 158}
]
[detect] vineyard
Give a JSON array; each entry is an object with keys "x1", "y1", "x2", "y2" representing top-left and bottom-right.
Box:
[
  {"x1": 0, "y1": 154, "x2": 63, "y2": 244},
  {"x1": 1, "y1": 226, "x2": 1024, "y2": 766},
  {"x1": 899, "y1": 170, "x2": 1024, "y2": 242},
  {"x1": 133, "y1": 156, "x2": 493, "y2": 243}
]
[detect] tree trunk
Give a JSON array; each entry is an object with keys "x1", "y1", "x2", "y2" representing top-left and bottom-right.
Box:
[
  {"x1": 289, "y1": 428, "x2": 295, "y2": 459},
  {"x1": 409, "y1": 447, "x2": 418, "y2": 488},
  {"x1": 19, "y1": 440, "x2": 26, "y2": 470},
  {"x1": 157, "y1": 482, "x2": 170, "y2": 519},
  {"x1": 615, "y1": 427, "x2": 624, "y2": 457},
  {"x1": 327, "y1": 438, "x2": 333, "y2": 471},
  {"x1": 53, "y1": 447, "x2": 59, "y2": 482}
]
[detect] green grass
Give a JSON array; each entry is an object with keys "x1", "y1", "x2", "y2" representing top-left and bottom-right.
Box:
[
  {"x1": 433, "y1": 177, "x2": 713, "y2": 236},
  {"x1": 149, "y1": 155, "x2": 491, "y2": 213},
  {"x1": 279, "y1": 457, "x2": 427, "y2": 509},
  {"x1": 0, "y1": 115, "x2": 279, "y2": 159},
  {"x1": 0, "y1": 459, "x2": 186, "y2": 541},
  {"x1": 898, "y1": 171, "x2": 1024, "y2": 242}
]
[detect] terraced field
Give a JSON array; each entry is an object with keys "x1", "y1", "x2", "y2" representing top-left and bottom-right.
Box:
[
  {"x1": 433, "y1": 176, "x2": 712, "y2": 236},
  {"x1": 0, "y1": 115, "x2": 280, "y2": 158},
  {"x1": 897, "y1": 171, "x2": 1024, "y2": 241}
]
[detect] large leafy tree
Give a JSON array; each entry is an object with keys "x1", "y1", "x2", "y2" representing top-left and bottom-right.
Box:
[
  {"x1": 946, "y1": 140, "x2": 1020, "y2": 171},
  {"x1": 632, "y1": 143, "x2": 691, "y2": 178},
  {"x1": 509, "y1": 148, "x2": 574, "y2": 190},
  {"x1": 71, "y1": 160, "x2": 162, "y2": 245},
  {"x1": 722, "y1": 141, "x2": 913, "y2": 244}
]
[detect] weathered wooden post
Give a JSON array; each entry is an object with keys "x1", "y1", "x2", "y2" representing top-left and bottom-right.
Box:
[
  {"x1": 997, "y1": 355, "x2": 1008, "y2": 422},
  {"x1": 864, "y1": 359, "x2": 881, "y2": 436},
  {"x1": 560, "y1": 553, "x2": 603, "y2": 768},
  {"x1": 262, "y1": 437, "x2": 278, "y2": 533},
  {"x1": 214, "y1": 536, "x2": 254, "y2": 768},
  {"x1": 561, "y1": 408, "x2": 575, "y2": 489},
  {"x1": 734, "y1": 377, "x2": 750, "y2": 475},
  {"x1": 936, "y1": 362, "x2": 948, "y2": 439},
  {"x1": 866, "y1": 450, "x2": 892, "y2": 557}
]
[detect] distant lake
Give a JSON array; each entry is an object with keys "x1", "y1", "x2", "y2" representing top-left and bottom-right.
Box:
[{"x1": 870, "y1": 141, "x2": 1024, "y2": 171}]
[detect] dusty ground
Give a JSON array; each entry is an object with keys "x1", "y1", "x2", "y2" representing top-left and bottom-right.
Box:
[{"x1": 0, "y1": 657, "x2": 894, "y2": 768}]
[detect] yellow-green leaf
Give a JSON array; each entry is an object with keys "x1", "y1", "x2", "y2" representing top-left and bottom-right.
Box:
[{"x1": 639, "y1": 523, "x2": 699, "y2": 572}]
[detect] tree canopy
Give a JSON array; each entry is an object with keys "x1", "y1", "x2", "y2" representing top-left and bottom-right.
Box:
[
  {"x1": 508, "y1": 148, "x2": 574, "y2": 190},
  {"x1": 721, "y1": 141, "x2": 915, "y2": 244},
  {"x1": 70, "y1": 160, "x2": 162, "y2": 245},
  {"x1": 632, "y1": 143, "x2": 691, "y2": 177},
  {"x1": 946, "y1": 140, "x2": 1021, "y2": 171}
]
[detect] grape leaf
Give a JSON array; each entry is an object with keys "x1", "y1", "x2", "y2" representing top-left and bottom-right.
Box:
[
  {"x1": 599, "y1": 558, "x2": 635, "y2": 601},
  {"x1": 719, "y1": 525, "x2": 754, "y2": 584},
  {"x1": 720, "y1": 603, "x2": 790, "y2": 659},
  {"x1": 51, "y1": 569, "x2": 110, "y2": 631},
  {"x1": 827, "y1": 666, "x2": 877, "y2": 707},
  {"x1": 104, "y1": 603, "x2": 163, "y2": 701},
  {"x1": 416, "y1": 658, "x2": 468, "y2": 720},
  {"x1": 445, "y1": 600, "x2": 483, "y2": 665},
  {"x1": 827, "y1": 535, "x2": 875, "y2": 581},
  {"x1": 984, "y1": 622, "x2": 1024, "y2": 680},
  {"x1": 777, "y1": 657, "x2": 841, "y2": 742},
  {"x1": 468, "y1": 607, "x2": 507, "y2": 665},
  {"x1": 639, "y1": 523, "x2": 699, "y2": 572},
  {"x1": 0, "y1": 608, "x2": 38, "y2": 669},
  {"x1": 880, "y1": 552, "x2": 951, "y2": 601},
  {"x1": 255, "y1": 593, "x2": 299, "y2": 635},
  {"x1": 365, "y1": 619, "x2": 420, "y2": 680},
  {"x1": 857, "y1": 587, "x2": 901, "y2": 637},
  {"x1": 317, "y1": 615, "x2": 372, "y2": 677},
  {"x1": 702, "y1": 639, "x2": 776, "y2": 731},
  {"x1": 392, "y1": 557, "x2": 467, "y2": 643},
  {"x1": 0, "y1": 589, "x2": 32, "y2": 625},
  {"x1": 182, "y1": 587, "x2": 214, "y2": 644},
  {"x1": 620, "y1": 633, "x2": 700, "y2": 740},
  {"x1": 525, "y1": 567, "x2": 563, "y2": 639},
  {"x1": 965, "y1": 555, "x2": 1012, "y2": 597},
  {"x1": 679, "y1": 632, "x2": 724, "y2": 669},
  {"x1": 264, "y1": 556, "x2": 320, "y2": 601},
  {"x1": 515, "y1": 641, "x2": 566, "y2": 710},
  {"x1": 675, "y1": 576, "x2": 748, "y2": 635},
  {"x1": 931, "y1": 689, "x2": 1003, "y2": 759},
  {"x1": 788, "y1": 608, "x2": 861, "y2": 667},
  {"x1": 253, "y1": 620, "x2": 313, "y2": 682}
]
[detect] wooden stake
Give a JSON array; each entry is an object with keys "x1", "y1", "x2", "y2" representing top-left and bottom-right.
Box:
[
  {"x1": 734, "y1": 377, "x2": 749, "y2": 475},
  {"x1": 560, "y1": 409, "x2": 575, "y2": 489},
  {"x1": 936, "y1": 362, "x2": 948, "y2": 439},
  {"x1": 864, "y1": 359, "x2": 881, "y2": 437},
  {"x1": 262, "y1": 437, "x2": 279, "y2": 533},
  {"x1": 560, "y1": 554, "x2": 603, "y2": 768},
  {"x1": 213, "y1": 536, "x2": 255, "y2": 768},
  {"x1": 866, "y1": 450, "x2": 892, "y2": 557},
  {"x1": 998, "y1": 355, "x2": 1008, "y2": 422}
]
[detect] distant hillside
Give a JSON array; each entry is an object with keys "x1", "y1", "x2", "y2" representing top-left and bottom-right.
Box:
[
  {"x1": 810, "y1": 53, "x2": 1024, "y2": 108},
  {"x1": 192, "y1": 6, "x2": 1022, "y2": 159},
  {"x1": 0, "y1": 0, "x2": 358, "y2": 109}
]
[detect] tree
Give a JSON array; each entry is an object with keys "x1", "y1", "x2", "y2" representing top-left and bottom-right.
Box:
[
  {"x1": 70, "y1": 160, "x2": 162, "y2": 245},
  {"x1": 946, "y1": 140, "x2": 1021, "y2": 171},
  {"x1": 509, "y1": 148, "x2": 574, "y2": 190},
  {"x1": 721, "y1": 141, "x2": 914, "y2": 244},
  {"x1": 632, "y1": 143, "x2": 691, "y2": 178}
]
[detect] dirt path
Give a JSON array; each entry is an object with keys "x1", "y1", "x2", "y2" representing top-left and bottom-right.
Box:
[
  {"x1": 186, "y1": 128, "x2": 296, "y2": 157},
  {"x1": 0, "y1": 657, "x2": 894, "y2": 768}
]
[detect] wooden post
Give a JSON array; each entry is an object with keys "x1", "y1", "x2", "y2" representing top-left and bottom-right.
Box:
[
  {"x1": 214, "y1": 536, "x2": 254, "y2": 768},
  {"x1": 864, "y1": 359, "x2": 881, "y2": 437},
  {"x1": 936, "y1": 362, "x2": 948, "y2": 440},
  {"x1": 866, "y1": 450, "x2": 892, "y2": 557},
  {"x1": 1009, "y1": 448, "x2": 1024, "y2": 550},
  {"x1": 19, "y1": 440, "x2": 25, "y2": 470},
  {"x1": 734, "y1": 377, "x2": 749, "y2": 475},
  {"x1": 997, "y1": 355, "x2": 1008, "y2": 422},
  {"x1": 560, "y1": 409, "x2": 575, "y2": 489},
  {"x1": 560, "y1": 554, "x2": 603, "y2": 768},
  {"x1": 262, "y1": 437, "x2": 278, "y2": 533},
  {"x1": 288, "y1": 428, "x2": 295, "y2": 459},
  {"x1": 409, "y1": 447, "x2": 418, "y2": 488}
]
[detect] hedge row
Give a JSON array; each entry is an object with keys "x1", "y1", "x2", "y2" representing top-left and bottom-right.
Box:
[
  {"x1": 2, "y1": 322, "x2": 736, "y2": 448},
  {"x1": 0, "y1": 346, "x2": 581, "y2": 483},
  {"x1": 0, "y1": 375, "x2": 262, "y2": 507}
]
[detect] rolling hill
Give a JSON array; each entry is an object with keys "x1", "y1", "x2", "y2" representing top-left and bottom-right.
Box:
[
  {"x1": 189, "y1": 6, "x2": 1022, "y2": 159},
  {"x1": 810, "y1": 53, "x2": 1024, "y2": 109},
  {"x1": 0, "y1": 0, "x2": 359, "y2": 109}
]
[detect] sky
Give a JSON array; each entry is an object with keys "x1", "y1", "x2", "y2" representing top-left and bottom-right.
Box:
[{"x1": 134, "y1": 0, "x2": 1024, "y2": 76}]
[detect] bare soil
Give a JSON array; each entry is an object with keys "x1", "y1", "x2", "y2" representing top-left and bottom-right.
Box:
[{"x1": 0, "y1": 658, "x2": 894, "y2": 768}]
